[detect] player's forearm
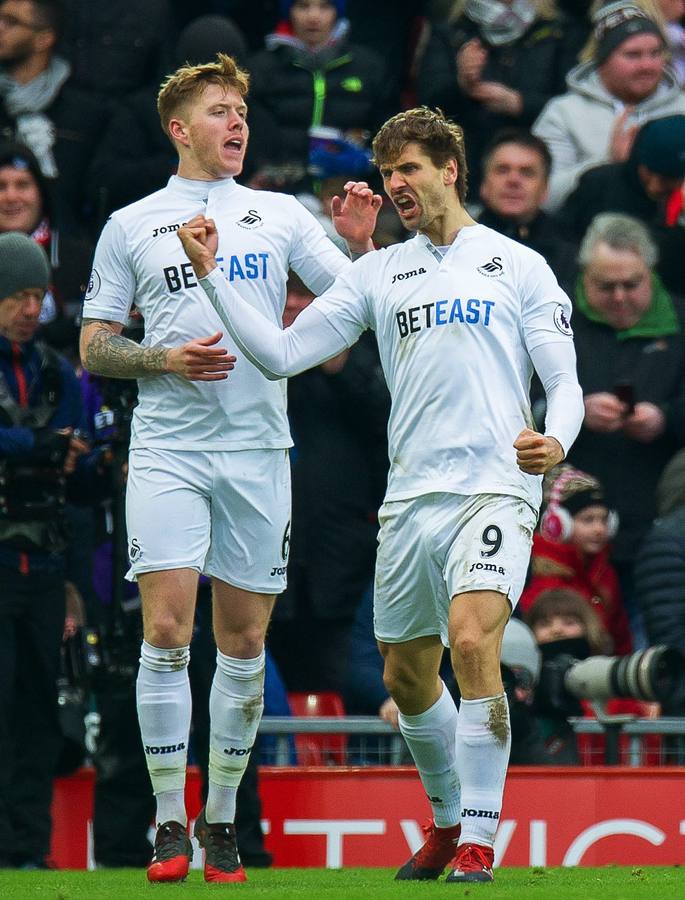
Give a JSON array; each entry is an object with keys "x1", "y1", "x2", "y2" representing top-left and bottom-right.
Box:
[
  {"x1": 200, "y1": 268, "x2": 347, "y2": 379},
  {"x1": 80, "y1": 319, "x2": 169, "y2": 379},
  {"x1": 530, "y1": 341, "x2": 584, "y2": 456}
]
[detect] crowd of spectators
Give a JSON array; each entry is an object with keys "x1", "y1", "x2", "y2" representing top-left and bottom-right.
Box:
[{"x1": 2, "y1": 0, "x2": 685, "y2": 870}]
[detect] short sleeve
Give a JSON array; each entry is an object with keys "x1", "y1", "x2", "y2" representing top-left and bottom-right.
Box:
[{"x1": 82, "y1": 216, "x2": 136, "y2": 324}]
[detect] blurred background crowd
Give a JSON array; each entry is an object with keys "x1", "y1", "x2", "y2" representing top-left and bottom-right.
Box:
[{"x1": 2, "y1": 0, "x2": 685, "y2": 872}]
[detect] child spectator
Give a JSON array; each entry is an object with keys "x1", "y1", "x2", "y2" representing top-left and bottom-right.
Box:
[{"x1": 520, "y1": 465, "x2": 633, "y2": 654}]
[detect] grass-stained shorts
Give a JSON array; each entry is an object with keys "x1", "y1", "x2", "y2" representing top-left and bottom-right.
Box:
[{"x1": 374, "y1": 492, "x2": 538, "y2": 646}]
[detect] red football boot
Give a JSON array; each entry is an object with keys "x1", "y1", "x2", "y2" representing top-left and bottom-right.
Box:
[
  {"x1": 445, "y1": 842, "x2": 495, "y2": 883},
  {"x1": 395, "y1": 820, "x2": 461, "y2": 880},
  {"x1": 146, "y1": 820, "x2": 192, "y2": 883},
  {"x1": 194, "y1": 807, "x2": 247, "y2": 883}
]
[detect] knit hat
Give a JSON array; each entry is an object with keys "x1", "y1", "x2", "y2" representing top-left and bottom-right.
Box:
[
  {"x1": 0, "y1": 232, "x2": 50, "y2": 301},
  {"x1": 593, "y1": 3, "x2": 664, "y2": 67},
  {"x1": 544, "y1": 465, "x2": 608, "y2": 517},
  {"x1": 634, "y1": 115, "x2": 685, "y2": 178},
  {"x1": 280, "y1": 0, "x2": 345, "y2": 18}
]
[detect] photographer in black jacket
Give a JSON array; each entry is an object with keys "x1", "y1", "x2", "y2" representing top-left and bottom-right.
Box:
[{"x1": 0, "y1": 231, "x2": 88, "y2": 868}]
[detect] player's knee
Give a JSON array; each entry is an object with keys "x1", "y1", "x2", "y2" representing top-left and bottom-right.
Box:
[
  {"x1": 382, "y1": 660, "x2": 422, "y2": 704},
  {"x1": 145, "y1": 610, "x2": 190, "y2": 649},
  {"x1": 216, "y1": 624, "x2": 266, "y2": 659},
  {"x1": 451, "y1": 631, "x2": 483, "y2": 662}
]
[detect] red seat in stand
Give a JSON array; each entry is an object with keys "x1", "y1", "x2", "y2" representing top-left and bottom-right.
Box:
[{"x1": 287, "y1": 692, "x2": 348, "y2": 766}]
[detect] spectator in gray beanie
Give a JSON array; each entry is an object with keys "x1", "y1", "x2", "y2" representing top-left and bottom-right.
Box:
[
  {"x1": 0, "y1": 231, "x2": 50, "y2": 302},
  {"x1": 635, "y1": 448, "x2": 685, "y2": 715},
  {"x1": 0, "y1": 226, "x2": 88, "y2": 871},
  {"x1": 533, "y1": 2, "x2": 685, "y2": 211}
]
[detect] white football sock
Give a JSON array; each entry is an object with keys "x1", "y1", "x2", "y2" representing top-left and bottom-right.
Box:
[
  {"x1": 456, "y1": 693, "x2": 511, "y2": 848},
  {"x1": 136, "y1": 640, "x2": 192, "y2": 827},
  {"x1": 206, "y1": 649, "x2": 265, "y2": 824},
  {"x1": 398, "y1": 682, "x2": 461, "y2": 827}
]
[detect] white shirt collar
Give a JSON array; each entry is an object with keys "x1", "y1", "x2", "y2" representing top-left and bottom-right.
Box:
[{"x1": 167, "y1": 175, "x2": 237, "y2": 201}]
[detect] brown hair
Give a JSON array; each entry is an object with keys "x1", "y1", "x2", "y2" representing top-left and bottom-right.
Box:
[
  {"x1": 157, "y1": 53, "x2": 250, "y2": 139},
  {"x1": 372, "y1": 107, "x2": 469, "y2": 205},
  {"x1": 525, "y1": 588, "x2": 613, "y2": 654}
]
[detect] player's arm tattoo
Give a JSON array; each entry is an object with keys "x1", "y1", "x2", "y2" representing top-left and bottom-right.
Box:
[{"x1": 80, "y1": 318, "x2": 169, "y2": 379}]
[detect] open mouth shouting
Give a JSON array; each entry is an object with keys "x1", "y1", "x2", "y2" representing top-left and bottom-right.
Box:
[{"x1": 393, "y1": 192, "x2": 419, "y2": 221}]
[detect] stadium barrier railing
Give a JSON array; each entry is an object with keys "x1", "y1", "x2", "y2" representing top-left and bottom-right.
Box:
[{"x1": 257, "y1": 715, "x2": 685, "y2": 767}]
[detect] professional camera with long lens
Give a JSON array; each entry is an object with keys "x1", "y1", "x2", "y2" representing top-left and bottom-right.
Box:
[
  {"x1": 564, "y1": 645, "x2": 683, "y2": 703},
  {"x1": 535, "y1": 641, "x2": 685, "y2": 719}
]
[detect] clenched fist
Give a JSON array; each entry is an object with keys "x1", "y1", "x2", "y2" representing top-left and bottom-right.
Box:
[
  {"x1": 178, "y1": 215, "x2": 220, "y2": 278},
  {"x1": 514, "y1": 428, "x2": 564, "y2": 475}
]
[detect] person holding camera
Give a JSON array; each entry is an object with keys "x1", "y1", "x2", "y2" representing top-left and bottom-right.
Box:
[
  {"x1": 520, "y1": 464, "x2": 632, "y2": 655},
  {"x1": 525, "y1": 586, "x2": 672, "y2": 765},
  {"x1": 0, "y1": 231, "x2": 88, "y2": 868}
]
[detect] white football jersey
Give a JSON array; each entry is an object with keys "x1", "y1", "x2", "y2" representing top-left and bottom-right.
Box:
[
  {"x1": 84, "y1": 176, "x2": 350, "y2": 450},
  {"x1": 313, "y1": 224, "x2": 576, "y2": 509}
]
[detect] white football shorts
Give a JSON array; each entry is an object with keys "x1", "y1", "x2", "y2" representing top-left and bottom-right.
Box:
[
  {"x1": 374, "y1": 492, "x2": 538, "y2": 646},
  {"x1": 125, "y1": 447, "x2": 291, "y2": 594}
]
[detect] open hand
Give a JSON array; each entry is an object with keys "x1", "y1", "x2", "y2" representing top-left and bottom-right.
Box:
[
  {"x1": 178, "y1": 215, "x2": 219, "y2": 278},
  {"x1": 331, "y1": 181, "x2": 382, "y2": 254},
  {"x1": 471, "y1": 81, "x2": 523, "y2": 116},
  {"x1": 166, "y1": 332, "x2": 236, "y2": 382},
  {"x1": 514, "y1": 428, "x2": 564, "y2": 475},
  {"x1": 457, "y1": 38, "x2": 487, "y2": 93},
  {"x1": 609, "y1": 108, "x2": 638, "y2": 163}
]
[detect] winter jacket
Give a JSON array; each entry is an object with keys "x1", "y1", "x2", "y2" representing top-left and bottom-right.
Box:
[
  {"x1": 559, "y1": 139, "x2": 685, "y2": 295},
  {"x1": 477, "y1": 206, "x2": 577, "y2": 291},
  {"x1": 520, "y1": 533, "x2": 632, "y2": 654},
  {"x1": 567, "y1": 293, "x2": 685, "y2": 563},
  {"x1": 561, "y1": 143, "x2": 663, "y2": 242},
  {"x1": 532, "y1": 63, "x2": 685, "y2": 211},
  {"x1": 634, "y1": 507, "x2": 685, "y2": 713},
  {"x1": 58, "y1": 0, "x2": 176, "y2": 99},
  {"x1": 247, "y1": 35, "x2": 388, "y2": 166},
  {"x1": 417, "y1": 14, "x2": 571, "y2": 194}
]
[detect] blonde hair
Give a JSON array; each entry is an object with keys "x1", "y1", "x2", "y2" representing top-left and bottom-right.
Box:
[
  {"x1": 157, "y1": 53, "x2": 250, "y2": 139},
  {"x1": 372, "y1": 107, "x2": 469, "y2": 204},
  {"x1": 449, "y1": 0, "x2": 558, "y2": 23}
]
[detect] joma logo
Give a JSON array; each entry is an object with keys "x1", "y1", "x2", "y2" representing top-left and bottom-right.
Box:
[
  {"x1": 152, "y1": 222, "x2": 185, "y2": 237},
  {"x1": 145, "y1": 742, "x2": 186, "y2": 755},
  {"x1": 391, "y1": 267, "x2": 426, "y2": 284},
  {"x1": 469, "y1": 562, "x2": 506, "y2": 575},
  {"x1": 224, "y1": 745, "x2": 254, "y2": 756},
  {"x1": 462, "y1": 808, "x2": 500, "y2": 819}
]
